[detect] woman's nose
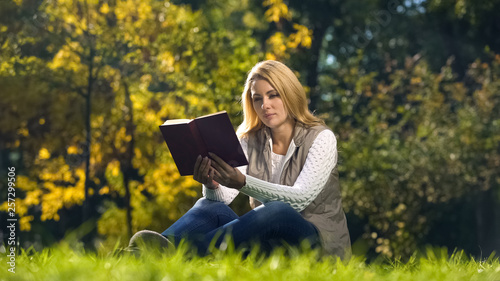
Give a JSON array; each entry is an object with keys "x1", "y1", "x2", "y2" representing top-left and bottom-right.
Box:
[{"x1": 261, "y1": 97, "x2": 270, "y2": 109}]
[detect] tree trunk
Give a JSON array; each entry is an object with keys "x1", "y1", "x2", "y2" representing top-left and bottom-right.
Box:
[
  {"x1": 122, "y1": 81, "x2": 134, "y2": 240},
  {"x1": 306, "y1": 25, "x2": 327, "y2": 112},
  {"x1": 475, "y1": 188, "x2": 498, "y2": 258},
  {"x1": 83, "y1": 46, "x2": 94, "y2": 227}
]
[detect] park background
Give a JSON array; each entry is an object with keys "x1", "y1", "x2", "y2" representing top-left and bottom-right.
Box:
[{"x1": 0, "y1": 0, "x2": 498, "y2": 260}]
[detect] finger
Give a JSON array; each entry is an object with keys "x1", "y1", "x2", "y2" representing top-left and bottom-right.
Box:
[
  {"x1": 198, "y1": 157, "x2": 211, "y2": 183},
  {"x1": 208, "y1": 152, "x2": 230, "y2": 172},
  {"x1": 212, "y1": 176, "x2": 220, "y2": 185},
  {"x1": 210, "y1": 160, "x2": 224, "y2": 175},
  {"x1": 209, "y1": 167, "x2": 215, "y2": 180},
  {"x1": 212, "y1": 169, "x2": 222, "y2": 184},
  {"x1": 193, "y1": 155, "x2": 202, "y2": 180},
  {"x1": 209, "y1": 168, "x2": 220, "y2": 188},
  {"x1": 204, "y1": 158, "x2": 213, "y2": 179},
  {"x1": 206, "y1": 159, "x2": 212, "y2": 175},
  {"x1": 199, "y1": 157, "x2": 209, "y2": 173}
]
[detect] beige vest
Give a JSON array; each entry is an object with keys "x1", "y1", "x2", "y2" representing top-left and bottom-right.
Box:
[{"x1": 246, "y1": 122, "x2": 351, "y2": 259}]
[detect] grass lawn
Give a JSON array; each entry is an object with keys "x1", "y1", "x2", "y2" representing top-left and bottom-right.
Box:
[{"x1": 1, "y1": 243, "x2": 499, "y2": 281}]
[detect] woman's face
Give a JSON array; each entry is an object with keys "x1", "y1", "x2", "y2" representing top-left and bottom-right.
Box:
[{"x1": 251, "y1": 79, "x2": 293, "y2": 131}]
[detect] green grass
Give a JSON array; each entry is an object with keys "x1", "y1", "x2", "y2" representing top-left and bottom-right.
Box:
[{"x1": 1, "y1": 243, "x2": 499, "y2": 281}]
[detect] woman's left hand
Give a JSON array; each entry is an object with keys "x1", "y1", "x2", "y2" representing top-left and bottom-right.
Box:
[{"x1": 208, "y1": 152, "x2": 246, "y2": 189}]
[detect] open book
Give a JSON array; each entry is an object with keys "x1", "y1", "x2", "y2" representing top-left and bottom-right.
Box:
[{"x1": 159, "y1": 111, "x2": 248, "y2": 176}]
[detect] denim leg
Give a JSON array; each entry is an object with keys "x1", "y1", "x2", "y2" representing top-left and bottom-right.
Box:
[
  {"x1": 200, "y1": 201, "x2": 320, "y2": 255},
  {"x1": 161, "y1": 198, "x2": 239, "y2": 246}
]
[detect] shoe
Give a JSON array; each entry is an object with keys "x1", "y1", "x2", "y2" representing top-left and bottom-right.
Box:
[{"x1": 125, "y1": 230, "x2": 173, "y2": 255}]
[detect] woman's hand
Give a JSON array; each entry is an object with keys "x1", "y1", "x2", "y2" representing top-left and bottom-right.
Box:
[
  {"x1": 193, "y1": 155, "x2": 219, "y2": 189},
  {"x1": 209, "y1": 152, "x2": 246, "y2": 189}
]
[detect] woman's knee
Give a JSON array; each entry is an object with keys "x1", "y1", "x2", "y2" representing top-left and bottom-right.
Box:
[
  {"x1": 256, "y1": 201, "x2": 300, "y2": 222},
  {"x1": 194, "y1": 198, "x2": 227, "y2": 210},
  {"x1": 192, "y1": 198, "x2": 236, "y2": 219},
  {"x1": 262, "y1": 201, "x2": 296, "y2": 214}
]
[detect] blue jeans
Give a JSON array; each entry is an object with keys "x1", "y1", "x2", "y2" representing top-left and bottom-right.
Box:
[{"x1": 161, "y1": 198, "x2": 320, "y2": 255}]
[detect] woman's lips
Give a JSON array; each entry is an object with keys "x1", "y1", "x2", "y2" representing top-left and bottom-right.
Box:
[{"x1": 264, "y1": 113, "x2": 275, "y2": 119}]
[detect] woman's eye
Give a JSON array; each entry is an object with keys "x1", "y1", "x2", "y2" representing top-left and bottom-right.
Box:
[
  {"x1": 253, "y1": 98, "x2": 262, "y2": 102},
  {"x1": 270, "y1": 94, "x2": 279, "y2": 98}
]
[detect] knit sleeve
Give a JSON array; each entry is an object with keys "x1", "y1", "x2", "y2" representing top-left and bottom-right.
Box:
[
  {"x1": 239, "y1": 130, "x2": 337, "y2": 212},
  {"x1": 202, "y1": 183, "x2": 240, "y2": 204},
  {"x1": 202, "y1": 138, "x2": 248, "y2": 205}
]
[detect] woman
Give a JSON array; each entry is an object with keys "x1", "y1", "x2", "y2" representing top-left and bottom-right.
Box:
[{"x1": 129, "y1": 60, "x2": 351, "y2": 258}]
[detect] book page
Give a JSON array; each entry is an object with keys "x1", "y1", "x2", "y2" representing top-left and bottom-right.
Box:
[
  {"x1": 162, "y1": 119, "x2": 191, "y2": 125},
  {"x1": 195, "y1": 111, "x2": 226, "y2": 120}
]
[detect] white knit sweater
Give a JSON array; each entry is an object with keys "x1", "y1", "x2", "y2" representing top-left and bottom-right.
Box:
[{"x1": 203, "y1": 130, "x2": 338, "y2": 212}]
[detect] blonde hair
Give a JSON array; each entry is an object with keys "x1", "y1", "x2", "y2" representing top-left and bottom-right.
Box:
[{"x1": 237, "y1": 60, "x2": 324, "y2": 138}]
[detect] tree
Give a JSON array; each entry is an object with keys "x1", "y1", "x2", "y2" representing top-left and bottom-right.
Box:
[
  {"x1": 317, "y1": 49, "x2": 500, "y2": 258},
  {"x1": 0, "y1": 0, "x2": 265, "y2": 250}
]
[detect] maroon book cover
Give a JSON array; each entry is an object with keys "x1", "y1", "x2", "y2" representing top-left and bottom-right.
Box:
[{"x1": 159, "y1": 111, "x2": 248, "y2": 176}]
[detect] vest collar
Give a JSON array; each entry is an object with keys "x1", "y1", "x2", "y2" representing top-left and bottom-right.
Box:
[{"x1": 261, "y1": 121, "x2": 308, "y2": 148}]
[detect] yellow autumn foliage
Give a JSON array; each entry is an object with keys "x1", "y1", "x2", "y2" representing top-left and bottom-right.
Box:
[
  {"x1": 100, "y1": 3, "x2": 110, "y2": 14},
  {"x1": 6, "y1": 155, "x2": 88, "y2": 229},
  {"x1": 41, "y1": 185, "x2": 63, "y2": 221},
  {"x1": 38, "y1": 148, "x2": 51, "y2": 160},
  {"x1": 99, "y1": 186, "x2": 110, "y2": 195},
  {"x1": 267, "y1": 32, "x2": 288, "y2": 60},
  {"x1": 67, "y1": 145, "x2": 79, "y2": 154},
  {"x1": 262, "y1": 1, "x2": 312, "y2": 60},
  {"x1": 287, "y1": 24, "x2": 312, "y2": 49},
  {"x1": 17, "y1": 127, "x2": 29, "y2": 137},
  {"x1": 1, "y1": 0, "x2": 261, "y2": 250},
  {"x1": 264, "y1": 0, "x2": 292, "y2": 22},
  {"x1": 19, "y1": 216, "x2": 34, "y2": 232},
  {"x1": 48, "y1": 42, "x2": 84, "y2": 72}
]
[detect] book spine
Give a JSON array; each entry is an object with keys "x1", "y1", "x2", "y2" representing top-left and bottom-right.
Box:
[{"x1": 189, "y1": 121, "x2": 208, "y2": 157}]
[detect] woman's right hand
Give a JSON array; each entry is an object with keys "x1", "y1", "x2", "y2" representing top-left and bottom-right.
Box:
[{"x1": 193, "y1": 155, "x2": 219, "y2": 189}]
